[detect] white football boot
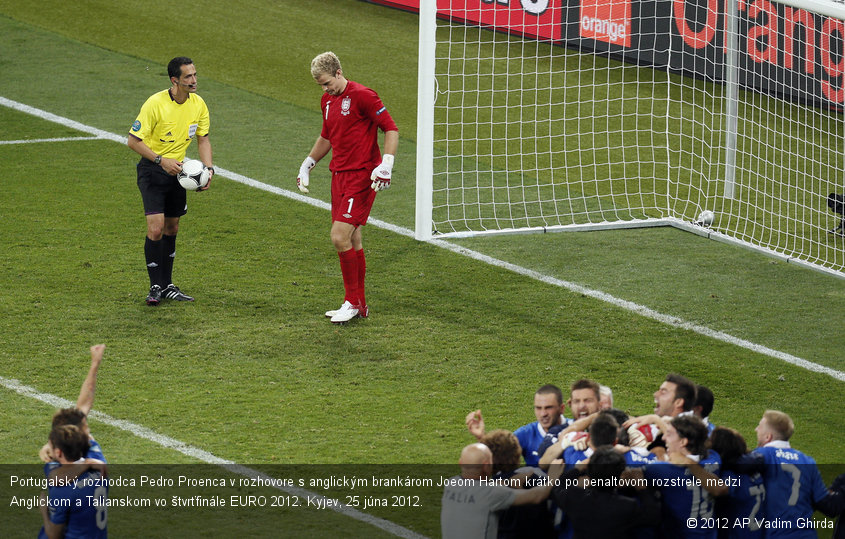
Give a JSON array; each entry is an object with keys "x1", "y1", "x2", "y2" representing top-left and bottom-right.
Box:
[
  {"x1": 330, "y1": 301, "x2": 359, "y2": 323},
  {"x1": 326, "y1": 302, "x2": 368, "y2": 318}
]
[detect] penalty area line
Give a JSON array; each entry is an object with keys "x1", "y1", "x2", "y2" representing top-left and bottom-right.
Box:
[
  {"x1": 0, "y1": 375, "x2": 428, "y2": 539},
  {"x1": 2, "y1": 94, "x2": 843, "y2": 383}
]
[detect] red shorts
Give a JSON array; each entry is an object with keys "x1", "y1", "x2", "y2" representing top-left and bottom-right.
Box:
[{"x1": 331, "y1": 169, "x2": 377, "y2": 226}]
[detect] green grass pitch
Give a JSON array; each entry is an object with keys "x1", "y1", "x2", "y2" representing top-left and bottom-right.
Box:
[{"x1": 0, "y1": 1, "x2": 842, "y2": 537}]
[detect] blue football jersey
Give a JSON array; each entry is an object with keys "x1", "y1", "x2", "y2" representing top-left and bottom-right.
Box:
[
  {"x1": 515, "y1": 418, "x2": 571, "y2": 467},
  {"x1": 562, "y1": 444, "x2": 656, "y2": 469},
  {"x1": 39, "y1": 469, "x2": 107, "y2": 539},
  {"x1": 644, "y1": 451, "x2": 721, "y2": 539},
  {"x1": 86, "y1": 438, "x2": 106, "y2": 462},
  {"x1": 714, "y1": 469, "x2": 765, "y2": 539},
  {"x1": 624, "y1": 447, "x2": 658, "y2": 468},
  {"x1": 562, "y1": 441, "x2": 591, "y2": 470},
  {"x1": 535, "y1": 423, "x2": 569, "y2": 463},
  {"x1": 754, "y1": 443, "x2": 830, "y2": 538}
]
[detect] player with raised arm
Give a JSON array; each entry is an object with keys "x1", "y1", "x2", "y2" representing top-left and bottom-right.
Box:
[
  {"x1": 38, "y1": 425, "x2": 108, "y2": 539},
  {"x1": 466, "y1": 384, "x2": 569, "y2": 467},
  {"x1": 128, "y1": 56, "x2": 214, "y2": 306},
  {"x1": 297, "y1": 51, "x2": 398, "y2": 323},
  {"x1": 40, "y1": 344, "x2": 107, "y2": 467}
]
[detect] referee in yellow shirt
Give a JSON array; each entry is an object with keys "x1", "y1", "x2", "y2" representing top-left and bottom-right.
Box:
[{"x1": 128, "y1": 56, "x2": 214, "y2": 305}]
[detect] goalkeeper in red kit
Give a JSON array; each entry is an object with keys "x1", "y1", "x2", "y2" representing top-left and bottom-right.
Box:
[{"x1": 297, "y1": 52, "x2": 399, "y2": 323}]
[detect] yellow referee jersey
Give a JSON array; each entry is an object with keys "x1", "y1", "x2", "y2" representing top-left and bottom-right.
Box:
[{"x1": 129, "y1": 89, "x2": 210, "y2": 160}]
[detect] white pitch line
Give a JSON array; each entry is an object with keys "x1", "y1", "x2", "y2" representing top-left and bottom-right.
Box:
[
  {"x1": 0, "y1": 375, "x2": 428, "y2": 539},
  {"x1": 424, "y1": 243, "x2": 845, "y2": 383},
  {"x1": 0, "y1": 136, "x2": 104, "y2": 145},
  {"x1": 0, "y1": 97, "x2": 125, "y2": 143},
  {"x1": 2, "y1": 95, "x2": 843, "y2": 384}
]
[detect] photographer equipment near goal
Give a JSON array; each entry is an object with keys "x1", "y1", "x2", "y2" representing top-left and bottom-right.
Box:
[{"x1": 415, "y1": 0, "x2": 845, "y2": 279}]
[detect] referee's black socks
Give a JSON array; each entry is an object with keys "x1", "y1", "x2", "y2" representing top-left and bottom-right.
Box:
[
  {"x1": 161, "y1": 234, "x2": 177, "y2": 287},
  {"x1": 145, "y1": 236, "x2": 164, "y2": 288}
]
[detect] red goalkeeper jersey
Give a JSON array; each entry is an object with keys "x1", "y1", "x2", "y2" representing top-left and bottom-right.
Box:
[{"x1": 320, "y1": 80, "x2": 398, "y2": 172}]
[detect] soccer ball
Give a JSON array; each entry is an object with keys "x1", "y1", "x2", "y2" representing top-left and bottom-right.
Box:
[
  {"x1": 177, "y1": 159, "x2": 209, "y2": 191},
  {"x1": 697, "y1": 210, "x2": 715, "y2": 227}
]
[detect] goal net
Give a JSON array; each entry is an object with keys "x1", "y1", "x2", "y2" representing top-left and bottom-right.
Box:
[{"x1": 415, "y1": 0, "x2": 845, "y2": 278}]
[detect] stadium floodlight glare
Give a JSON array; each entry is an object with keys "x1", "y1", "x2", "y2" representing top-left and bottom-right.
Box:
[{"x1": 415, "y1": 0, "x2": 845, "y2": 279}]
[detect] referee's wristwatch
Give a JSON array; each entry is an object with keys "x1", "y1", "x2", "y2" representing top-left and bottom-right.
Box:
[{"x1": 154, "y1": 154, "x2": 162, "y2": 165}]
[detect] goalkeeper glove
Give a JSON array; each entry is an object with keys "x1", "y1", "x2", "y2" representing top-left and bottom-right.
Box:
[
  {"x1": 370, "y1": 154, "x2": 394, "y2": 191},
  {"x1": 627, "y1": 425, "x2": 649, "y2": 448},
  {"x1": 572, "y1": 432, "x2": 590, "y2": 451},
  {"x1": 297, "y1": 156, "x2": 316, "y2": 193}
]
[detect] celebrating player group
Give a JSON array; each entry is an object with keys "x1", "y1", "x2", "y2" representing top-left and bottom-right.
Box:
[{"x1": 127, "y1": 52, "x2": 397, "y2": 324}]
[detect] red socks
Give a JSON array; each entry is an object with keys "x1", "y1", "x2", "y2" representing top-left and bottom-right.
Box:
[
  {"x1": 356, "y1": 248, "x2": 366, "y2": 307},
  {"x1": 338, "y1": 249, "x2": 359, "y2": 304},
  {"x1": 338, "y1": 248, "x2": 367, "y2": 307}
]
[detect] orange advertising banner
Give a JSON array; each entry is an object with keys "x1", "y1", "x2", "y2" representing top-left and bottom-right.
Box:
[{"x1": 578, "y1": 0, "x2": 631, "y2": 47}]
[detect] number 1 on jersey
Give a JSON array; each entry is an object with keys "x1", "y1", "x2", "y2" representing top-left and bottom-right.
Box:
[{"x1": 347, "y1": 197, "x2": 354, "y2": 214}]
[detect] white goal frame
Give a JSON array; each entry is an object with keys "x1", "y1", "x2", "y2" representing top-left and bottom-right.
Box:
[{"x1": 415, "y1": 0, "x2": 845, "y2": 280}]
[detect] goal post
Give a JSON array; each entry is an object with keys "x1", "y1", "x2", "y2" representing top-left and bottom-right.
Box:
[
  {"x1": 416, "y1": 0, "x2": 437, "y2": 241},
  {"x1": 415, "y1": 0, "x2": 845, "y2": 278}
]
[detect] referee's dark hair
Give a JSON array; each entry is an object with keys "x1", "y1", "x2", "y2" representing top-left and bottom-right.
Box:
[{"x1": 168, "y1": 56, "x2": 194, "y2": 79}]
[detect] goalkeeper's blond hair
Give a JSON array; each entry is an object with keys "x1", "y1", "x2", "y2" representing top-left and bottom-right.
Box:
[{"x1": 311, "y1": 52, "x2": 342, "y2": 79}]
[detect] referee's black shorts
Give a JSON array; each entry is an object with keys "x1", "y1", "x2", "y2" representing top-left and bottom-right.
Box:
[{"x1": 137, "y1": 158, "x2": 187, "y2": 217}]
